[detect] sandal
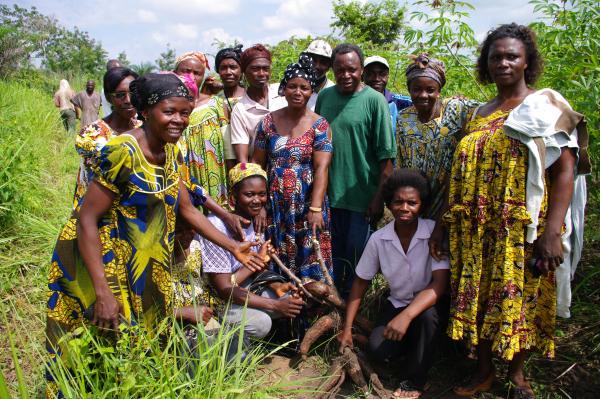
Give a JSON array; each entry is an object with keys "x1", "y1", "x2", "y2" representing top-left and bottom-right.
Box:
[
  {"x1": 393, "y1": 380, "x2": 424, "y2": 398},
  {"x1": 453, "y1": 369, "x2": 495, "y2": 397},
  {"x1": 511, "y1": 382, "x2": 535, "y2": 399}
]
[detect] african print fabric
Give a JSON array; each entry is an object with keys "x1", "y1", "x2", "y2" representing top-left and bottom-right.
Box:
[
  {"x1": 45, "y1": 134, "x2": 204, "y2": 396},
  {"x1": 73, "y1": 119, "x2": 142, "y2": 210},
  {"x1": 254, "y1": 114, "x2": 333, "y2": 281},
  {"x1": 179, "y1": 97, "x2": 229, "y2": 208},
  {"x1": 396, "y1": 98, "x2": 477, "y2": 220},
  {"x1": 443, "y1": 110, "x2": 556, "y2": 361}
]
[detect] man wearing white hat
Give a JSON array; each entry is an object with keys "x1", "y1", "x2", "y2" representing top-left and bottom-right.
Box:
[
  {"x1": 363, "y1": 55, "x2": 412, "y2": 137},
  {"x1": 303, "y1": 39, "x2": 335, "y2": 111}
]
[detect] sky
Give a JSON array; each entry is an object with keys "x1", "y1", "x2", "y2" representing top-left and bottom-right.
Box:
[{"x1": 7, "y1": 0, "x2": 542, "y2": 65}]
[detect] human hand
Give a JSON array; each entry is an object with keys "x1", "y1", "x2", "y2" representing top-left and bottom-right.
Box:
[
  {"x1": 253, "y1": 208, "x2": 268, "y2": 235},
  {"x1": 176, "y1": 305, "x2": 214, "y2": 325},
  {"x1": 275, "y1": 295, "x2": 304, "y2": 318},
  {"x1": 257, "y1": 239, "x2": 272, "y2": 263},
  {"x1": 92, "y1": 290, "x2": 122, "y2": 331},
  {"x1": 233, "y1": 241, "x2": 265, "y2": 272},
  {"x1": 429, "y1": 223, "x2": 448, "y2": 261},
  {"x1": 383, "y1": 312, "x2": 411, "y2": 341},
  {"x1": 307, "y1": 209, "x2": 324, "y2": 236},
  {"x1": 365, "y1": 195, "x2": 384, "y2": 227},
  {"x1": 337, "y1": 328, "x2": 354, "y2": 352},
  {"x1": 224, "y1": 213, "x2": 250, "y2": 241},
  {"x1": 269, "y1": 281, "x2": 297, "y2": 297},
  {"x1": 533, "y1": 230, "x2": 564, "y2": 276}
]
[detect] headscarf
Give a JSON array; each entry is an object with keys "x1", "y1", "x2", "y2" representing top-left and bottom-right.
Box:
[
  {"x1": 178, "y1": 72, "x2": 198, "y2": 98},
  {"x1": 405, "y1": 53, "x2": 446, "y2": 88},
  {"x1": 129, "y1": 73, "x2": 192, "y2": 114},
  {"x1": 215, "y1": 44, "x2": 243, "y2": 70},
  {"x1": 278, "y1": 54, "x2": 318, "y2": 96},
  {"x1": 229, "y1": 162, "x2": 267, "y2": 188},
  {"x1": 240, "y1": 44, "x2": 271, "y2": 72},
  {"x1": 175, "y1": 51, "x2": 210, "y2": 71}
]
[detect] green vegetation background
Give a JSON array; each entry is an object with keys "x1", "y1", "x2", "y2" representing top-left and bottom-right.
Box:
[{"x1": 1, "y1": 1, "x2": 599, "y2": 397}]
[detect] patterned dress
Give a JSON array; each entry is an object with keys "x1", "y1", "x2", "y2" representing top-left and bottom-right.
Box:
[
  {"x1": 396, "y1": 98, "x2": 478, "y2": 220},
  {"x1": 179, "y1": 96, "x2": 229, "y2": 208},
  {"x1": 46, "y1": 134, "x2": 205, "y2": 396},
  {"x1": 73, "y1": 119, "x2": 141, "y2": 210},
  {"x1": 443, "y1": 110, "x2": 556, "y2": 361},
  {"x1": 254, "y1": 114, "x2": 333, "y2": 281}
]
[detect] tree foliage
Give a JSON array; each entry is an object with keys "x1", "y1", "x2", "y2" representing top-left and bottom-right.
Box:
[
  {"x1": 116, "y1": 51, "x2": 130, "y2": 68},
  {"x1": 330, "y1": 0, "x2": 405, "y2": 46},
  {"x1": 130, "y1": 62, "x2": 156, "y2": 76},
  {"x1": 0, "y1": 4, "x2": 106, "y2": 77},
  {"x1": 155, "y1": 44, "x2": 176, "y2": 71}
]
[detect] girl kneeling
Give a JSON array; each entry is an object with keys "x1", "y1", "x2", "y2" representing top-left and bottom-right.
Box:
[{"x1": 338, "y1": 168, "x2": 449, "y2": 398}]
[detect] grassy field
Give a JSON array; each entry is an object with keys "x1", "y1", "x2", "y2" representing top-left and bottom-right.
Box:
[{"x1": 0, "y1": 79, "x2": 598, "y2": 398}]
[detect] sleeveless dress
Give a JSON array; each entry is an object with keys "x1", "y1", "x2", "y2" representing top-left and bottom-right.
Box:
[
  {"x1": 254, "y1": 114, "x2": 333, "y2": 282},
  {"x1": 444, "y1": 109, "x2": 556, "y2": 361}
]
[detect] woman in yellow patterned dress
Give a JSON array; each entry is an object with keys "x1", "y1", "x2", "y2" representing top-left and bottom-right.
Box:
[
  {"x1": 45, "y1": 73, "x2": 265, "y2": 397},
  {"x1": 444, "y1": 24, "x2": 578, "y2": 399}
]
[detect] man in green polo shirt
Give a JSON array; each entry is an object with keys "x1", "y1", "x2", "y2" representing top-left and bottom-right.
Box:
[{"x1": 315, "y1": 43, "x2": 395, "y2": 296}]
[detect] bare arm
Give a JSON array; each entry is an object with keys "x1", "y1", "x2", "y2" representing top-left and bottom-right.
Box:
[
  {"x1": 202, "y1": 194, "x2": 250, "y2": 241},
  {"x1": 384, "y1": 269, "x2": 449, "y2": 341},
  {"x1": 76, "y1": 181, "x2": 120, "y2": 330},
  {"x1": 233, "y1": 144, "x2": 249, "y2": 163},
  {"x1": 534, "y1": 147, "x2": 577, "y2": 275},
  {"x1": 338, "y1": 277, "x2": 370, "y2": 350},
  {"x1": 366, "y1": 159, "x2": 394, "y2": 223},
  {"x1": 307, "y1": 127, "x2": 333, "y2": 235},
  {"x1": 251, "y1": 147, "x2": 268, "y2": 170}
]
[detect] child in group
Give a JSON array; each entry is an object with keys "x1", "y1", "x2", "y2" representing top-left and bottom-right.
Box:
[
  {"x1": 201, "y1": 162, "x2": 305, "y2": 340},
  {"x1": 338, "y1": 168, "x2": 450, "y2": 398}
]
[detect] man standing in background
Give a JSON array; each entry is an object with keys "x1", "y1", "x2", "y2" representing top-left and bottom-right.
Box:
[
  {"x1": 72, "y1": 80, "x2": 101, "y2": 128},
  {"x1": 302, "y1": 39, "x2": 335, "y2": 111}
]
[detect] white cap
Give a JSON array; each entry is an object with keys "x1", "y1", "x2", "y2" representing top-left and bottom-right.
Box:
[
  {"x1": 364, "y1": 55, "x2": 389, "y2": 69},
  {"x1": 305, "y1": 40, "x2": 332, "y2": 58}
]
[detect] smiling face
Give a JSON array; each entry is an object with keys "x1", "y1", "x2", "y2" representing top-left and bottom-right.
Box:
[
  {"x1": 175, "y1": 58, "x2": 206, "y2": 89},
  {"x1": 244, "y1": 58, "x2": 271, "y2": 89},
  {"x1": 363, "y1": 63, "x2": 389, "y2": 93},
  {"x1": 487, "y1": 37, "x2": 528, "y2": 88},
  {"x1": 308, "y1": 53, "x2": 331, "y2": 79},
  {"x1": 333, "y1": 52, "x2": 363, "y2": 95},
  {"x1": 218, "y1": 58, "x2": 243, "y2": 88},
  {"x1": 283, "y1": 77, "x2": 312, "y2": 109},
  {"x1": 388, "y1": 186, "x2": 422, "y2": 226},
  {"x1": 142, "y1": 97, "x2": 192, "y2": 144},
  {"x1": 108, "y1": 75, "x2": 136, "y2": 120},
  {"x1": 408, "y1": 76, "x2": 441, "y2": 115},
  {"x1": 86, "y1": 80, "x2": 95, "y2": 94},
  {"x1": 231, "y1": 176, "x2": 268, "y2": 220}
]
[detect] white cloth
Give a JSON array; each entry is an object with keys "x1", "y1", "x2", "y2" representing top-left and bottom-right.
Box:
[
  {"x1": 307, "y1": 78, "x2": 335, "y2": 111},
  {"x1": 504, "y1": 88, "x2": 588, "y2": 318},
  {"x1": 355, "y1": 218, "x2": 449, "y2": 308},
  {"x1": 229, "y1": 83, "x2": 287, "y2": 157}
]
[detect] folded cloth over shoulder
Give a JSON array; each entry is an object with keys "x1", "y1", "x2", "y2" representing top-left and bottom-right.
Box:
[{"x1": 504, "y1": 88, "x2": 591, "y2": 318}]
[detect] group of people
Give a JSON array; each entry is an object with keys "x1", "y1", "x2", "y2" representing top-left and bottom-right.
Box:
[{"x1": 46, "y1": 22, "x2": 589, "y2": 399}]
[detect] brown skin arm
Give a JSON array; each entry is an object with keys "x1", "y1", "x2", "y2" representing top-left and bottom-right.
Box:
[
  {"x1": 365, "y1": 159, "x2": 394, "y2": 224},
  {"x1": 250, "y1": 148, "x2": 269, "y2": 234},
  {"x1": 383, "y1": 269, "x2": 449, "y2": 341},
  {"x1": 534, "y1": 147, "x2": 577, "y2": 275},
  {"x1": 76, "y1": 181, "x2": 121, "y2": 331},
  {"x1": 174, "y1": 306, "x2": 213, "y2": 325},
  {"x1": 429, "y1": 174, "x2": 451, "y2": 261},
  {"x1": 178, "y1": 180, "x2": 265, "y2": 272},
  {"x1": 307, "y1": 127, "x2": 333, "y2": 236},
  {"x1": 233, "y1": 144, "x2": 250, "y2": 163},
  {"x1": 337, "y1": 277, "x2": 370, "y2": 351},
  {"x1": 202, "y1": 194, "x2": 250, "y2": 241}
]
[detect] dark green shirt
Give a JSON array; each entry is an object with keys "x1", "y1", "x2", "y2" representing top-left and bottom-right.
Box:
[{"x1": 316, "y1": 85, "x2": 395, "y2": 212}]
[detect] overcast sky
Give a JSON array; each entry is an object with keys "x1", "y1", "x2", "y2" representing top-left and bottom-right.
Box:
[{"x1": 7, "y1": 0, "x2": 541, "y2": 65}]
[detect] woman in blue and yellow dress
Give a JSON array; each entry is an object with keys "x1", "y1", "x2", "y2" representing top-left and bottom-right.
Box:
[{"x1": 45, "y1": 73, "x2": 265, "y2": 397}]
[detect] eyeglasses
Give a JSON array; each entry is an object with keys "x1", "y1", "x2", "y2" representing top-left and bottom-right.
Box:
[{"x1": 110, "y1": 91, "x2": 130, "y2": 100}]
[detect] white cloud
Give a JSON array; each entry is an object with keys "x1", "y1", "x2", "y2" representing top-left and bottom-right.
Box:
[
  {"x1": 137, "y1": 9, "x2": 158, "y2": 23},
  {"x1": 171, "y1": 23, "x2": 198, "y2": 40},
  {"x1": 262, "y1": 0, "x2": 331, "y2": 31},
  {"x1": 149, "y1": 0, "x2": 241, "y2": 15}
]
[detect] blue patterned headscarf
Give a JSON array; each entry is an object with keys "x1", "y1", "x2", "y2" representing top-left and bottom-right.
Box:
[{"x1": 278, "y1": 54, "x2": 318, "y2": 95}]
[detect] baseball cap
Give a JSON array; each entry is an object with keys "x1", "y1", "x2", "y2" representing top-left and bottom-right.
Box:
[
  {"x1": 364, "y1": 55, "x2": 390, "y2": 69},
  {"x1": 305, "y1": 40, "x2": 332, "y2": 58}
]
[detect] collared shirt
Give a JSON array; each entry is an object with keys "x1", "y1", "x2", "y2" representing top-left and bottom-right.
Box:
[
  {"x1": 307, "y1": 78, "x2": 335, "y2": 111},
  {"x1": 355, "y1": 218, "x2": 449, "y2": 308},
  {"x1": 199, "y1": 215, "x2": 259, "y2": 274},
  {"x1": 229, "y1": 83, "x2": 287, "y2": 157}
]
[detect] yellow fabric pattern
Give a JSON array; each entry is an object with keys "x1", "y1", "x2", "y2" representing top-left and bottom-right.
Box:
[{"x1": 444, "y1": 109, "x2": 556, "y2": 361}]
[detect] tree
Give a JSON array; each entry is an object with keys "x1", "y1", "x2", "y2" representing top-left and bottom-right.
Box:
[
  {"x1": 155, "y1": 44, "x2": 176, "y2": 71},
  {"x1": 330, "y1": 0, "x2": 405, "y2": 46},
  {"x1": 130, "y1": 62, "x2": 156, "y2": 76},
  {"x1": 117, "y1": 51, "x2": 130, "y2": 67}
]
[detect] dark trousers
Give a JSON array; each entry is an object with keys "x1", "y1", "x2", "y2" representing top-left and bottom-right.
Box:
[
  {"x1": 368, "y1": 299, "x2": 443, "y2": 388},
  {"x1": 330, "y1": 207, "x2": 371, "y2": 297}
]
